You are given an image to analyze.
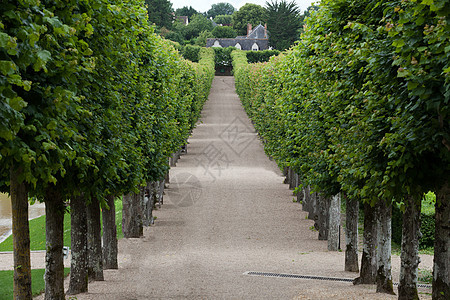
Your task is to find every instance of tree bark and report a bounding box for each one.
[354,202,377,285]
[67,195,88,295]
[122,191,143,238]
[328,193,341,251]
[317,194,330,240]
[44,188,65,300]
[102,195,118,269]
[344,194,359,272]
[433,182,449,300]
[398,196,421,300]
[10,166,32,300]
[87,197,104,281]
[308,191,317,220]
[376,200,395,294]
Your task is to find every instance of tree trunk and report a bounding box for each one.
[308,191,317,220]
[283,167,289,184]
[44,188,65,300]
[142,183,153,226]
[67,195,88,295]
[122,191,143,238]
[102,195,118,269]
[344,194,359,272]
[433,182,449,300]
[87,197,104,281]
[10,166,32,300]
[289,170,297,190]
[317,194,330,240]
[354,202,377,285]
[376,200,395,294]
[328,193,341,251]
[398,196,421,300]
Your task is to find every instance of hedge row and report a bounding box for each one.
[1,0,214,297]
[233,0,448,296]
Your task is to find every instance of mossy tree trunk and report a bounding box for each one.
[433,182,449,300]
[102,195,118,269]
[354,202,377,285]
[87,197,104,281]
[10,166,32,299]
[398,196,421,300]
[376,200,395,294]
[44,188,65,300]
[67,195,88,295]
[344,194,359,272]
[328,193,340,251]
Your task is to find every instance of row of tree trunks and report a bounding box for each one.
[10,166,32,300]
[87,197,104,281]
[317,194,330,240]
[344,194,359,272]
[433,182,449,300]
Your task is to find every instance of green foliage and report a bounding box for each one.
[246,50,281,63]
[232,0,449,226]
[181,45,202,62]
[232,3,267,36]
[207,3,236,18]
[214,47,236,68]
[214,15,233,25]
[0,268,70,298]
[182,14,214,41]
[175,6,198,20]
[212,26,237,38]
[145,0,174,29]
[265,0,302,50]
[195,30,214,47]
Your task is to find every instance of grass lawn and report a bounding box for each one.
[0,198,123,252]
[0,268,70,299]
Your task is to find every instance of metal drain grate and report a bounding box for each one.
[243,271,432,289]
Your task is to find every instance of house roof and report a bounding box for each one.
[247,24,267,39]
[206,38,269,51]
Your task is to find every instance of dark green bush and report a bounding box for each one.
[181,45,202,62]
[246,50,281,63]
[214,47,236,68]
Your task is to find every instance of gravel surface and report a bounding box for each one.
[30,77,433,299]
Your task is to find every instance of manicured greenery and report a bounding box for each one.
[0,268,70,299]
[245,50,281,64]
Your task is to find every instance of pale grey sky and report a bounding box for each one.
[171,0,318,14]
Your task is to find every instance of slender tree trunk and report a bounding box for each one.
[102,195,118,269]
[122,191,143,238]
[345,194,359,272]
[328,193,341,251]
[10,166,32,299]
[87,197,104,281]
[354,202,377,285]
[283,167,289,184]
[308,191,317,220]
[433,182,449,300]
[158,180,165,206]
[317,194,330,240]
[44,188,65,300]
[67,195,88,295]
[376,200,395,294]
[398,196,421,300]
[142,183,153,226]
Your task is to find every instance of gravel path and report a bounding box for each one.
[32,76,432,299]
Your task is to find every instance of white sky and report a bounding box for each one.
[171,1,318,14]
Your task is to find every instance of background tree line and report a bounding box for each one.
[146,0,317,50]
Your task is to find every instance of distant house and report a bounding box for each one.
[176,16,189,26]
[206,23,269,51]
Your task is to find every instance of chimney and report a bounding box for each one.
[264,23,267,38]
[247,23,252,36]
